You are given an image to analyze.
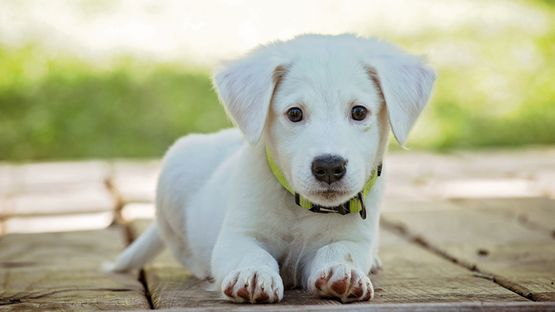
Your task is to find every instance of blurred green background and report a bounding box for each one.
[1,0,554,161]
[0,48,231,160]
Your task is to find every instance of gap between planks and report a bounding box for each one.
[380,199,555,302]
[127,219,532,310]
[0,225,151,310]
[121,220,155,310]
[380,217,534,300]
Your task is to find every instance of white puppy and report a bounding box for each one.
[113,34,435,303]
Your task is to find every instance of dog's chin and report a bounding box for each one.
[316,190,347,201]
[304,190,356,208]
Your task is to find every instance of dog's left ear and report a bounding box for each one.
[366,53,436,147]
[213,50,287,145]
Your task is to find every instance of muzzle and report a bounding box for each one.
[266,147,382,220]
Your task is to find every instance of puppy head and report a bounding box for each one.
[213,34,435,207]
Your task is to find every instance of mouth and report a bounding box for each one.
[312,189,349,201]
[298,182,358,207]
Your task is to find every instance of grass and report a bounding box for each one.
[1,1,554,161]
[390,2,555,151]
[0,46,231,160]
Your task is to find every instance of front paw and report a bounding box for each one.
[308,264,373,303]
[222,267,284,303]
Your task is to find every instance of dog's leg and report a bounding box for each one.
[370,229,382,273]
[306,241,373,303]
[212,236,284,303]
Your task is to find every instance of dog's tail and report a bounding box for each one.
[110,222,165,272]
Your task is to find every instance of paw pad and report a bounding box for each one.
[221,268,283,303]
[309,265,373,303]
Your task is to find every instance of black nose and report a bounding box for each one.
[311,155,347,184]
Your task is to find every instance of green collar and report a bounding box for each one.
[266,147,381,219]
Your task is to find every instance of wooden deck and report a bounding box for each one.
[1,147,555,311]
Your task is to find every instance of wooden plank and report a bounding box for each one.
[0,226,150,311]
[9,185,115,217]
[154,302,555,312]
[449,197,555,237]
[16,161,111,193]
[130,218,527,309]
[0,161,116,231]
[369,225,528,304]
[424,178,541,199]
[1,165,16,228]
[381,199,459,212]
[451,147,555,178]
[0,164,15,197]
[383,152,461,201]
[3,211,114,234]
[121,203,156,222]
[1,189,116,234]
[112,161,160,204]
[385,148,555,201]
[0,196,12,226]
[535,170,555,198]
[382,199,555,302]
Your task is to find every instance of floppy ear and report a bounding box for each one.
[366,55,436,147]
[212,50,287,145]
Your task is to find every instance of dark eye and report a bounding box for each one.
[287,107,303,122]
[351,106,368,121]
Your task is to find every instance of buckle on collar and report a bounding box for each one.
[357,192,367,220]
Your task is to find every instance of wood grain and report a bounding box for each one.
[3,211,114,234]
[0,226,150,311]
[9,185,115,217]
[449,197,555,237]
[0,161,116,234]
[152,301,555,312]
[382,199,555,302]
[15,161,111,193]
[130,217,527,310]
[369,225,528,304]
[112,161,160,204]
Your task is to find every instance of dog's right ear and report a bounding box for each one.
[213,50,287,145]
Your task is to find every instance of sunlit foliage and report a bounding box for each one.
[1,1,554,160]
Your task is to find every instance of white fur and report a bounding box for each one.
[112,34,435,303]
